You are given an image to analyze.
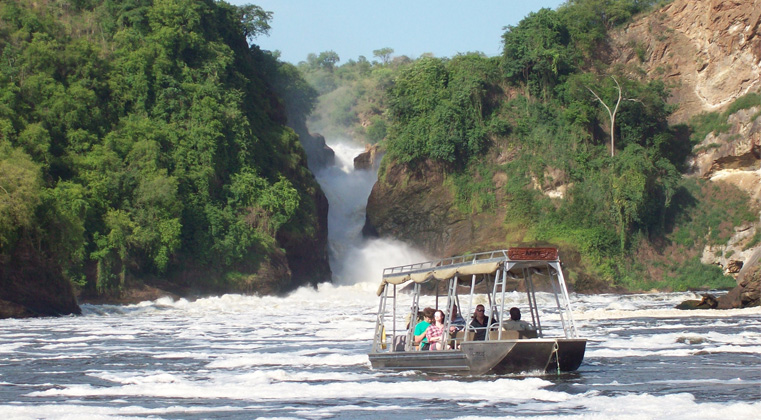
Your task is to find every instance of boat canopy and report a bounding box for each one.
[377,261,502,296]
[376,248,561,296]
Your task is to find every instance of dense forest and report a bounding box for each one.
[0,0,326,304]
[298,0,760,292]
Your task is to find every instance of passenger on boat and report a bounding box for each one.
[470,304,493,340]
[502,307,533,331]
[449,304,466,334]
[425,310,447,350]
[413,307,435,350]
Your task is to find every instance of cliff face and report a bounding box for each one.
[365,160,509,258]
[611,0,761,123]
[0,242,81,319]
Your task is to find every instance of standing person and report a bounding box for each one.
[470,304,492,341]
[414,307,435,350]
[502,307,533,331]
[425,310,447,350]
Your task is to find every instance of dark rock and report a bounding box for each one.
[299,131,335,170]
[0,242,81,319]
[364,159,506,257]
[719,249,761,308]
[726,259,743,273]
[676,294,719,310]
[354,145,381,170]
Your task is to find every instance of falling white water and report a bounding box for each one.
[312,139,427,286]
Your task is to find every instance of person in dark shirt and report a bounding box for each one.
[469,304,492,341]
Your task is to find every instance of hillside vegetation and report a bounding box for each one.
[0,0,326,305]
[305,0,757,292]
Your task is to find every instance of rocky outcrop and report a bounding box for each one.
[283,93,335,170]
[364,159,508,258]
[0,242,81,319]
[718,248,761,308]
[612,0,761,123]
[684,249,761,309]
[353,144,382,170]
[689,106,761,182]
[676,293,719,309]
[688,106,761,277]
[297,130,335,171]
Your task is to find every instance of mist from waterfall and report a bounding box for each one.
[312,139,427,286]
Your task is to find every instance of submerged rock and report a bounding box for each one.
[676,250,761,310]
[676,294,719,310]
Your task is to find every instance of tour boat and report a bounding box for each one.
[368,248,586,375]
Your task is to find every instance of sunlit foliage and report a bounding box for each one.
[0,0,320,295]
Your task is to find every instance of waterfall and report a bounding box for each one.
[312,139,427,286]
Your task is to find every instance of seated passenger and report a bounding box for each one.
[449,304,466,334]
[413,307,435,350]
[425,309,447,350]
[502,307,533,331]
[470,304,493,341]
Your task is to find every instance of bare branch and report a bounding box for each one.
[587,76,623,157]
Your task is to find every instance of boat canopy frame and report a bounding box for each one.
[372,248,580,354]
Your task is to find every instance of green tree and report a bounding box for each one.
[386,55,500,166]
[373,47,394,65]
[501,8,573,98]
[0,145,42,250]
[235,4,273,42]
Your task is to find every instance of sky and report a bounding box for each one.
[228,0,567,65]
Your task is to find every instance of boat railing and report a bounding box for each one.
[382,249,510,278]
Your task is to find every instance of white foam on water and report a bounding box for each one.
[14,383,761,420]
[574,305,761,321]
[0,403,245,420]
[449,395,761,420]
[205,352,369,369]
[27,376,567,403]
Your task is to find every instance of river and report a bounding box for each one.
[1,141,760,419]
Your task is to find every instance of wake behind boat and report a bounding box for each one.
[369,248,586,375]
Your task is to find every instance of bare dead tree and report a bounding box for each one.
[587,76,622,157]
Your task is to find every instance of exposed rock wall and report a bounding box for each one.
[354,144,382,170]
[364,160,508,257]
[689,106,761,273]
[612,0,761,123]
[612,0,761,295]
[718,247,761,308]
[0,242,81,319]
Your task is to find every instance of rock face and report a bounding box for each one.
[611,0,761,123]
[613,0,761,298]
[689,106,761,183]
[364,0,761,297]
[0,243,81,319]
[354,144,381,170]
[718,248,761,308]
[297,130,335,171]
[364,160,508,257]
[689,106,761,278]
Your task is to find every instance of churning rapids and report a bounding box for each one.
[2,141,760,420]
